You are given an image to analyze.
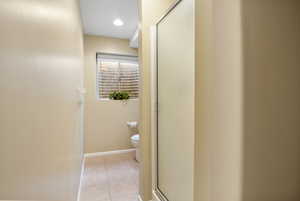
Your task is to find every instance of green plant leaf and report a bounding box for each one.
[108,91,130,100]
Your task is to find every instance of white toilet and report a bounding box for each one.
[127,121,140,162]
[131,134,140,162]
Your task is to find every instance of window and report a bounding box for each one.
[96,53,139,100]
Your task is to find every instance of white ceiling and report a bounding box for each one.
[80,0,139,39]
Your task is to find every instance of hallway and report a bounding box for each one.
[80,151,139,201]
[1,1,300,201]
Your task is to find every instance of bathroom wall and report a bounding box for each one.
[195,1,300,201]
[0,0,84,200]
[195,0,243,201]
[242,1,300,200]
[83,35,139,154]
[138,0,177,200]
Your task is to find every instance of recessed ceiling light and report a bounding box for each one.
[113,18,124,26]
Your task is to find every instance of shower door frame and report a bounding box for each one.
[150,1,183,200]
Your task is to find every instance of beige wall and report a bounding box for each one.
[242,1,300,200]
[195,0,300,201]
[83,35,139,154]
[0,0,84,200]
[195,0,243,201]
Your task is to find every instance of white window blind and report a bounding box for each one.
[96,53,139,100]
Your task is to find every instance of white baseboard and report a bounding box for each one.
[76,157,85,201]
[84,148,136,158]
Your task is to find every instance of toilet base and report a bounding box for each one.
[135,148,140,162]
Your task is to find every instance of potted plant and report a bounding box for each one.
[109,91,130,100]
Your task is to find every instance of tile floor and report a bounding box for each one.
[80,150,139,201]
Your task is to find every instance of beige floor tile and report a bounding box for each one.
[80,150,139,201]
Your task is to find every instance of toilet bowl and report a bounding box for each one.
[131,134,140,162]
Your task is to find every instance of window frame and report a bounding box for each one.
[96,53,139,101]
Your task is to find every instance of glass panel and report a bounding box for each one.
[157,0,194,201]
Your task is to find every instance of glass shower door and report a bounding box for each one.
[156,0,194,201]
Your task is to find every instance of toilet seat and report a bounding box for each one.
[131,134,139,149]
[131,134,139,142]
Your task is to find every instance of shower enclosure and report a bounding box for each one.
[152,0,195,201]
